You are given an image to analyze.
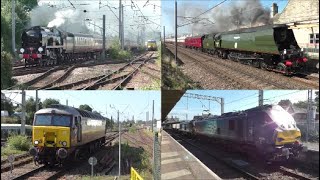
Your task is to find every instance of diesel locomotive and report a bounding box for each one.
[19,26,104,67]
[28,104,108,166]
[183,24,307,75]
[169,105,305,161]
[146,40,158,51]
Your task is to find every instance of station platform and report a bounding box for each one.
[160,130,221,180]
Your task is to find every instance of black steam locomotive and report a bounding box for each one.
[19,26,104,67]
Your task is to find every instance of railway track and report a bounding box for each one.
[3,133,119,180]
[45,52,154,90]
[166,44,318,89]
[1,153,32,173]
[168,130,316,180]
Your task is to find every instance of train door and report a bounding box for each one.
[237,117,244,141]
[76,116,82,142]
[246,114,254,142]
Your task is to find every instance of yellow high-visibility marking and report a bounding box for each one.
[130,167,143,180]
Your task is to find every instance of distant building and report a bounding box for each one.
[272,0,319,71]
[281,104,319,123]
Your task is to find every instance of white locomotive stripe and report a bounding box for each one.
[161,158,182,165]
[161,152,179,158]
[161,169,192,180]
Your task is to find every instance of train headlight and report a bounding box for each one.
[34,140,39,145]
[62,141,67,146]
[38,47,43,52]
[283,49,287,55]
[301,48,304,52]
[20,48,25,53]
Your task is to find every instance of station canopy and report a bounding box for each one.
[161,90,185,121]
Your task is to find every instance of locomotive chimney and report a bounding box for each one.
[271,3,278,18]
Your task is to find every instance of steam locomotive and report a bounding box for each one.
[29,104,108,166]
[167,105,306,161]
[19,26,104,67]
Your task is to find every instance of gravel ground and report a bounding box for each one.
[45,63,129,88]
[125,58,161,89]
[30,69,67,88]
[166,44,319,89]
[13,73,44,84]
[1,162,40,180]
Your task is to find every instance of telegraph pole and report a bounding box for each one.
[174,0,177,64]
[152,100,154,132]
[146,111,149,127]
[66,99,68,106]
[164,26,166,43]
[102,15,106,61]
[118,110,121,178]
[21,90,26,135]
[221,98,224,115]
[35,90,39,111]
[259,90,263,106]
[12,0,16,58]
[306,89,313,142]
[121,4,124,50]
[119,0,122,47]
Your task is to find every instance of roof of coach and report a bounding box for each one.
[216,24,287,36]
[47,104,106,120]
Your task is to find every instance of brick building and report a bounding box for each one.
[273,0,319,71]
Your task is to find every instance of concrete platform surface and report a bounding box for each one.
[161,130,221,180]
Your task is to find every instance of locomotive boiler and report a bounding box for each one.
[19,26,104,67]
[184,24,307,75]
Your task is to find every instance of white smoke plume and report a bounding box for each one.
[176,0,272,35]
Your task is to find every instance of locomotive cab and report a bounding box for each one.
[255,105,304,161]
[29,108,73,165]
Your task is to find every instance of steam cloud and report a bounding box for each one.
[178,0,272,35]
[29,5,91,34]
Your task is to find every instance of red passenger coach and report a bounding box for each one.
[185,36,203,49]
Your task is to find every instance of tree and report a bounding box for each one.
[1,0,38,53]
[79,104,93,112]
[1,99,14,115]
[25,97,37,125]
[42,98,60,108]
[278,99,292,108]
[1,40,14,89]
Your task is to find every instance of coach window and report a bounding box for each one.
[229,120,235,130]
[310,33,319,44]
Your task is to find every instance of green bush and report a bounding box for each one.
[7,135,32,151]
[1,116,20,124]
[1,49,14,89]
[109,38,132,60]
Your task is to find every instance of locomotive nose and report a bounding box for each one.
[57,148,68,159]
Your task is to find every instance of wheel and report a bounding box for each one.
[277,62,289,75]
[260,60,268,70]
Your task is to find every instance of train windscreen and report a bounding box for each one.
[34,114,71,127]
[266,105,296,129]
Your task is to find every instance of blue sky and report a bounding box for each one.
[169,90,318,120]
[161,0,289,36]
[1,90,161,121]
